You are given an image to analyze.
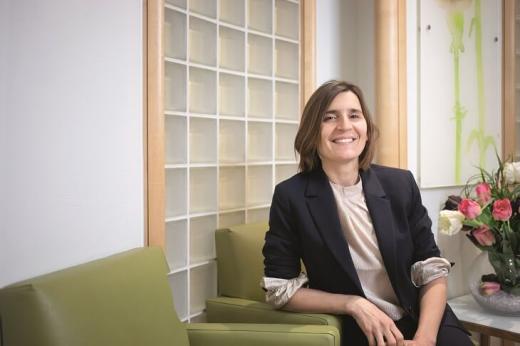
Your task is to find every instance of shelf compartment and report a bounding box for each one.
[219,27,245,71]
[248,0,272,33]
[190,215,217,264]
[190,117,217,164]
[219,166,246,210]
[247,165,273,206]
[190,262,217,314]
[189,0,216,19]
[275,163,297,184]
[189,17,216,66]
[219,119,245,163]
[165,219,188,270]
[189,167,217,214]
[166,115,187,164]
[275,123,298,161]
[248,78,273,118]
[248,121,273,162]
[166,168,187,218]
[219,73,245,116]
[166,0,186,8]
[275,40,298,80]
[165,62,187,112]
[275,81,299,120]
[275,0,299,39]
[248,34,273,76]
[219,210,246,228]
[220,0,245,26]
[165,8,187,60]
[168,270,188,320]
[248,207,270,223]
[189,67,216,114]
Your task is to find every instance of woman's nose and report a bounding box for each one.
[337,114,352,130]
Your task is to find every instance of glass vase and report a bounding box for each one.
[468,251,520,315]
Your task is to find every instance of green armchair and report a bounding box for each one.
[0,247,339,346]
[208,222,343,335]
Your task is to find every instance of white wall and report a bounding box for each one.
[0,0,144,287]
[316,0,375,113]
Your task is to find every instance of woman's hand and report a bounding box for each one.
[348,296,404,346]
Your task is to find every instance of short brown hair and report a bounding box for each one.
[294,80,379,173]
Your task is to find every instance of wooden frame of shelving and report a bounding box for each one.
[147,0,165,248]
[375,0,407,169]
[503,0,516,160]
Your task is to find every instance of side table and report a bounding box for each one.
[448,294,520,346]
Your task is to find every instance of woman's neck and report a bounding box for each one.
[321,161,360,187]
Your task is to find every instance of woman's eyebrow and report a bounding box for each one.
[324,107,362,114]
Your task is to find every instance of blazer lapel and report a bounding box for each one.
[305,169,364,294]
[360,168,399,286]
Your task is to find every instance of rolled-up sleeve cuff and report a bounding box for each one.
[260,272,308,308]
[411,257,451,287]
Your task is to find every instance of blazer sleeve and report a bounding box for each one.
[407,171,441,263]
[262,184,302,279]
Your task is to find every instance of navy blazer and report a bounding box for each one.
[263,164,463,327]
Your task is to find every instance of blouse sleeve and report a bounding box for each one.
[410,257,451,287]
[260,272,308,308]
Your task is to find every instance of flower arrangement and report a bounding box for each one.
[438,157,520,296]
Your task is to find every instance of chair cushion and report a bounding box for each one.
[0,247,189,346]
[216,222,269,302]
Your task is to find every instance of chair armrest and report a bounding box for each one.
[186,323,340,346]
[206,297,342,336]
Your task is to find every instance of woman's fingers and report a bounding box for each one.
[382,330,396,346]
[391,324,405,343]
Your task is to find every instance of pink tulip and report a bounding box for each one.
[458,198,481,219]
[475,183,491,204]
[471,226,495,246]
[480,281,501,296]
[492,199,512,221]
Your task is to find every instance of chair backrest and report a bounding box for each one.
[216,222,271,302]
[0,247,189,346]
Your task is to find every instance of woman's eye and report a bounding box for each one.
[323,114,336,122]
[349,112,361,119]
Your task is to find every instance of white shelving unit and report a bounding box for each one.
[163,0,300,322]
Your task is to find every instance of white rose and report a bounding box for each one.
[438,210,465,236]
[503,162,520,184]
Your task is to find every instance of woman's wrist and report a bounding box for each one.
[341,294,364,316]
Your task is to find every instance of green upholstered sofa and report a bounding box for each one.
[208,222,343,336]
[0,247,340,346]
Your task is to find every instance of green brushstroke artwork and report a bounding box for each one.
[437,0,495,184]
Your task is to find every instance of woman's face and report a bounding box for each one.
[318,91,368,169]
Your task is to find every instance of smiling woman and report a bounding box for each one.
[262,80,473,346]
